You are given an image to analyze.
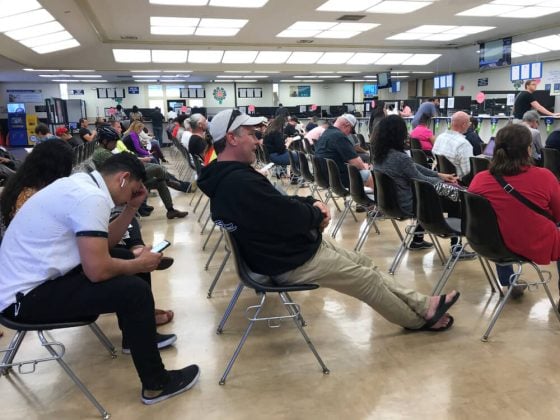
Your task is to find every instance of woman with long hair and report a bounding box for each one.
[469,124,560,297]
[123,120,156,162]
[1,140,74,228]
[372,115,469,256]
[263,117,299,178]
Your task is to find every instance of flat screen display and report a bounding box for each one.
[7,103,25,113]
[479,37,512,69]
[377,72,392,89]
[363,84,378,98]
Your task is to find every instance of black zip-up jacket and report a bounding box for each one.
[197,160,324,276]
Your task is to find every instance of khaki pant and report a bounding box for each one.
[274,240,429,329]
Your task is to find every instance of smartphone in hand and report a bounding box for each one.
[151,240,171,253]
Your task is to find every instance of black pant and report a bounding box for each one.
[2,265,166,389]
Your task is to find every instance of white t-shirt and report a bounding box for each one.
[167,110,177,121]
[181,130,192,149]
[0,171,114,311]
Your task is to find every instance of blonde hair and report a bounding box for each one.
[123,120,144,137]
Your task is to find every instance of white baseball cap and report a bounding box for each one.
[339,113,357,127]
[209,109,266,143]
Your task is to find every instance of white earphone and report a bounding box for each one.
[120,178,126,188]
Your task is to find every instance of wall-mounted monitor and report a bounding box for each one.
[390,81,401,93]
[479,37,512,70]
[363,84,378,98]
[377,72,392,89]
[434,74,454,89]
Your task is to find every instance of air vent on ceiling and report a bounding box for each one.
[297,39,314,44]
[120,35,138,40]
[337,14,365,21]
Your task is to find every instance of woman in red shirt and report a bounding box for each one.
[469,124,560,295]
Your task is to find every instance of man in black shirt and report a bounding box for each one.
[78,118,96,143]
[513,79,560,120]
[151,107,165,146]
[314,114,373,189]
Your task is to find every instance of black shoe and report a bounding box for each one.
[141,365,200,405]
[166,208,188,219]
[450,245,477,260]
[138,208,153,217]
[161,158,169,163]
[142,204,155,212]
[122,332,177,355]
[408,240,433,250]
[510,280,528,299]
[156,256,174,270]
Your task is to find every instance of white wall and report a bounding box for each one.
[277,83,354,106]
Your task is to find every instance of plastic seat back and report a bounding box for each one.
[348,164,374,207]
[413,180,458,236]
[411,149,430,169]
[435,154,456,174]
[312,156,330,189]
[373,170,412,219]
[410,137,422,150]
[543,148,560,180]
[326,158,348,197]
[470,156,490,176]
[298,151,314,183]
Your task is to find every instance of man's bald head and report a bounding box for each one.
[450,111,470,134]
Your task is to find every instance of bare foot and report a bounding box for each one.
[425,290,459,320]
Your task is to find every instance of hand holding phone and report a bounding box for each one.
[262,162,275,171]
[151,240,171,253]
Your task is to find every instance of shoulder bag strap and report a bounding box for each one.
[493,174,556,223]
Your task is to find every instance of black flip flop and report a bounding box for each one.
[414,314,454,332]
[423,292,460,329]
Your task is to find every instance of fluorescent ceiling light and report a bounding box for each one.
[195,27,240,36]
[152,50,188,63]
[402,54,441,65]
[222,50,259,63]
[391,75,409,78]
[23,68,59,71]
[491,0,541,5]
[4,21,63,40]
[251,75,268,78]
[367,1,432,14]
[364,75,377,78]
[445,26,495,35]
[131,70,162,72]
[134,75,162,78]
[408,25,456,34]
[277,29,321,38]
[63,69,95,72]
[151,26,196,35]
[322,75,342,78]
[527,34,560,51]
[500,6,560,17]
[375,53,412,64]
[20,31,72,48]
[188,50,224,63]
[345,79,367,82]
[511,51,523,58]
[71,75,102,78]
[39,74,67,77]
[235,80,257,82]
[457,4,520,16]
[334,23,379,31]
[290,21,337,31]
[346,53,384,64]
[0,8,54,32]
[0,0,41,19]
[316,52,354,64]
[224,70,251,73]
[422,33,464,41]
[280,80,301,82]
[294,75,317,78]
[209,0,269,7]
[216,75,239,78]
[255,71,279,73]
[163,70,192,72]
[316,0,381,12]
[134,79,159,82]
[161,74,191,77]
[32,39,79,54]
[512,41,550,56]
[315,31,361,39]
[150,17,200,26]
[198,18,248,28]
[149,0,207,5]
[80,80,108,83]
[386,33,422,40]
[286,52,324,64]
[314,71,335,73]
[113,49,152,63]
[51,79,75,82]
[255,51,292,64]
[338,71,361,73]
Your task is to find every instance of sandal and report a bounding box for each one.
[155,309,174,326]
[423,292,460,329]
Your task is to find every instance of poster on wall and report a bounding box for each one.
[128,86,139,94]
[70,89,84,95]
[7,89,43,103]
[289,85,311,97]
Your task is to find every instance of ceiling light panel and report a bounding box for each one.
[316,52,355,64]
[209,0,268,6]
[316,0,382,12]
[421,33,464,41]
[149,0,207,5]
[188,50,224,63]
[277,21,379,39]
[366,1,433,14]
[150,17,200,26]
[222,50,259,63]
[512,41,550,55]
[20,30,73,48]
[286,52,324,64]
[0,8,54,31]
[195,27,240,36]
[255,51,292,63]
[402,53,441,65]
[198,18,248,28]
[388,25,493,41]
[113,49,152,63]
[32,39,79,54]
[151,26,196,35]
[527,34,560,51]
[408,25,456,33]
[152,50,188,63]
[499,6,560,18]
[0,0,41,18]
[456,4,522,16]
[375,53,412,64]
[5,21,64,40]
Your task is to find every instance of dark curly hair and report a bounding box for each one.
[372,115,409,164]
[1,140,73,225]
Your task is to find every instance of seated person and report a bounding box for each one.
[409,113,435,152]
[432,111,474,183]
[519,110,543,165]
[0,147,21,182]
[198,109,460,333]
[315,114,373,189]
[0,153,199,404]
[55,126,83,148]
[78,118,96,143]
[469,124,560,298]
[545,126,560,150]
[305,120,328,145]
[372,115,474,258]
[464,117,484,156]
[123,121,157,164]
[263,116,299,177]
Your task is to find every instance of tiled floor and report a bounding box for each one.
[2,150,560,420]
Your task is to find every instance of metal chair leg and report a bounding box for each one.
[197,199,210,223]
[205,230,224,271]
[88,323,117,358]
[388,222,417,275]
[38,331,111,419]
[202,222,217,251]
[219,293,266,385]
[217,282,244,333]
[0,330,26,376]
[208,249,231,298]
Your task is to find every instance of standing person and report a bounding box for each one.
[513,79,560,120]
[411,98,440,128]
[197,109,460,332]
[78,118,97,143]
[130,105,143,122]
[0,153,199,404]
[368,101,386,137]
[113,104,126,122]
[151,107,165,147]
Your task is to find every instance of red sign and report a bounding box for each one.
[248,104,256,113]
[475,92,485,104]
[310,104,318,111]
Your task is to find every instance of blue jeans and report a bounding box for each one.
[496,261,560,287]
[153,126,163,146]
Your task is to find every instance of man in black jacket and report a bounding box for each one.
[197,109,459,332]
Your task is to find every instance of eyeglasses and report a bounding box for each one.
[226,109,242,133]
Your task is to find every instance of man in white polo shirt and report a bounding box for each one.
[0,153,199,405]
